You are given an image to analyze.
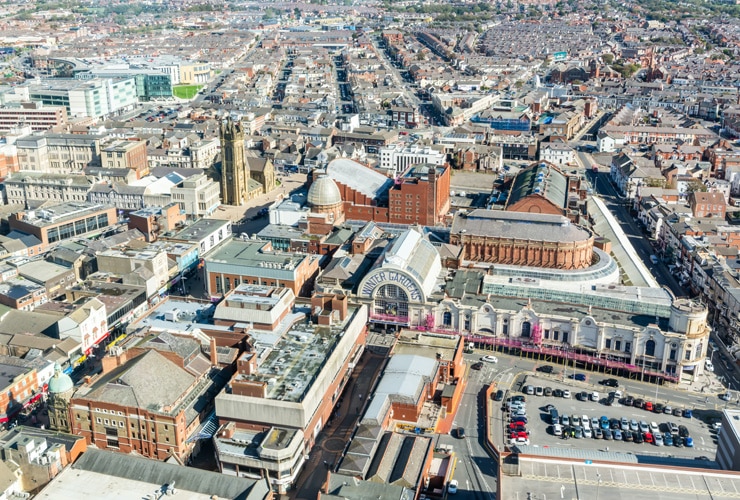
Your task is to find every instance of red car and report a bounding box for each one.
[644,432,654,444]
[509,422,526,430]
[644,401,654,412]
[510,431,529,440]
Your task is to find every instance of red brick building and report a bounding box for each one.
[321,159,450,227]
[690,191,726,218]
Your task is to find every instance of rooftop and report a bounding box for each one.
[15,202,114,228]
[451,209,592,243]
[36,448,271,500]
[205,240,315,279]
[233,306,359,403]
[170,218,231,243]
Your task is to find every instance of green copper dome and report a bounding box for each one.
[47,363,74,394]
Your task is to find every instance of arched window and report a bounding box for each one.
[443,311,452,327]
[695,342,703,359]
[521,321,531,337]
[645,339,656,357]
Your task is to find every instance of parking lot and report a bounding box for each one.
[502,374,719,460]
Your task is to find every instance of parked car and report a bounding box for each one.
[553,424,563,436]
[669,422,679,434]
[590,391,600,401]
[553,389,563,398]
[577,391,589,401]
[494,390,504,401]
[600,416,609,430]
[623,430,634,442]
[634,432,644,444]
[471,362,483,370]
[644,401,654,412]
[525,385,535,395]
[679,425,690,438]
[683,409,693,418]
[620,417,630,431]
[594,427,603,439]
[562,390,571,399]
[644,432,654,444]
[457,427,466,439]
[639,421,650,433]
[653,403,664,414]
[601,378,619,387]
[672,407,683,417]
[573,373,586,381]
[603,428,613,440]
[544,387,553,397]
[482,355,498,363]
[654,433,664,446]
[650,421,659,432]
[663,405,672,415]
[561,415,571,426]
[583,427,593,438]
[720,393,732,401]
[535,386,544,396]
[537,365,555,373]
[582,415,591,429]
[613,428,622,440]
[663,433,673,446]
[512,417,528,425]
[611,418,621,430]
[624,395,635,406]
[633,398,644,408]
[605,394,615,406]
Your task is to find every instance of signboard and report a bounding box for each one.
[360,270,422,301]
[552,51,568,62]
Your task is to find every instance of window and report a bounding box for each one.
[624,341,631,353]
[605,338,611,349]
[615,340,622,351]
[645,339,655,357]
[96,417,102,424]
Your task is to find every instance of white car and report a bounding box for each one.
[553,423,563,436]
[591,417,600,429]
[510,436,530,446]
[590,391,599,401]
[583,427,593,438]
[614,390,623,399]
[562,389,571,399]
[650,421,659,432]
[448,479,458,495]
[639,421,649,433]
[654,433,664,446]
[481,355,498,363]
[705,360,715,372]
[582,415,590,429]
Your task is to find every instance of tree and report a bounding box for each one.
[601,53,614,64]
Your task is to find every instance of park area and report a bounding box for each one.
[172,84,203,99]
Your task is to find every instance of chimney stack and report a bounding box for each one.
[210,336,218,367]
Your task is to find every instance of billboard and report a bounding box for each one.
[552,51,567,62]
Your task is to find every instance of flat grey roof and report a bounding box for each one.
[451,209,592,243]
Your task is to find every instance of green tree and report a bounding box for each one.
[601,53,614,64]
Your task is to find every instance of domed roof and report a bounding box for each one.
[307,175,342,207]
[48,363,73,395]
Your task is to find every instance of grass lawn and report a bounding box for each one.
[173,84,203,99]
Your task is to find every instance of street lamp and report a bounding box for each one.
[596,472,603,500]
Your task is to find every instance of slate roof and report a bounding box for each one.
[48,448,271,500]
[506,162,568,210]
[81,349,195,414]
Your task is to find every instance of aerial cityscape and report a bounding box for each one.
[2,0,740,498]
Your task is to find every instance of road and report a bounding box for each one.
[436,355,498,500]
[581,151,685,297]
[368,35,421,110]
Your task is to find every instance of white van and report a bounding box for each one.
[705,360,715,372]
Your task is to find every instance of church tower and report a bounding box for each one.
[220,117,248,205]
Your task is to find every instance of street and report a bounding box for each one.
[436,355,499,500]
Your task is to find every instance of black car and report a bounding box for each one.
[603,429,613,440]
[623,430,634,442]
[610,418,620,430]
[471,362,483,371]
[537,365,554,373]
[679,425,690,438]
[634,432,644,444]
[601,378,619,387]
[511,395,526,403]
[605,394,615,406]
[633,398,644,408]
[553,389,563,398]
[494,390,504,401]
[544,404,556,412]
[457,427,466,439]
[624,395,635,406]
[653,403,664,414]
[577,391,589,401]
